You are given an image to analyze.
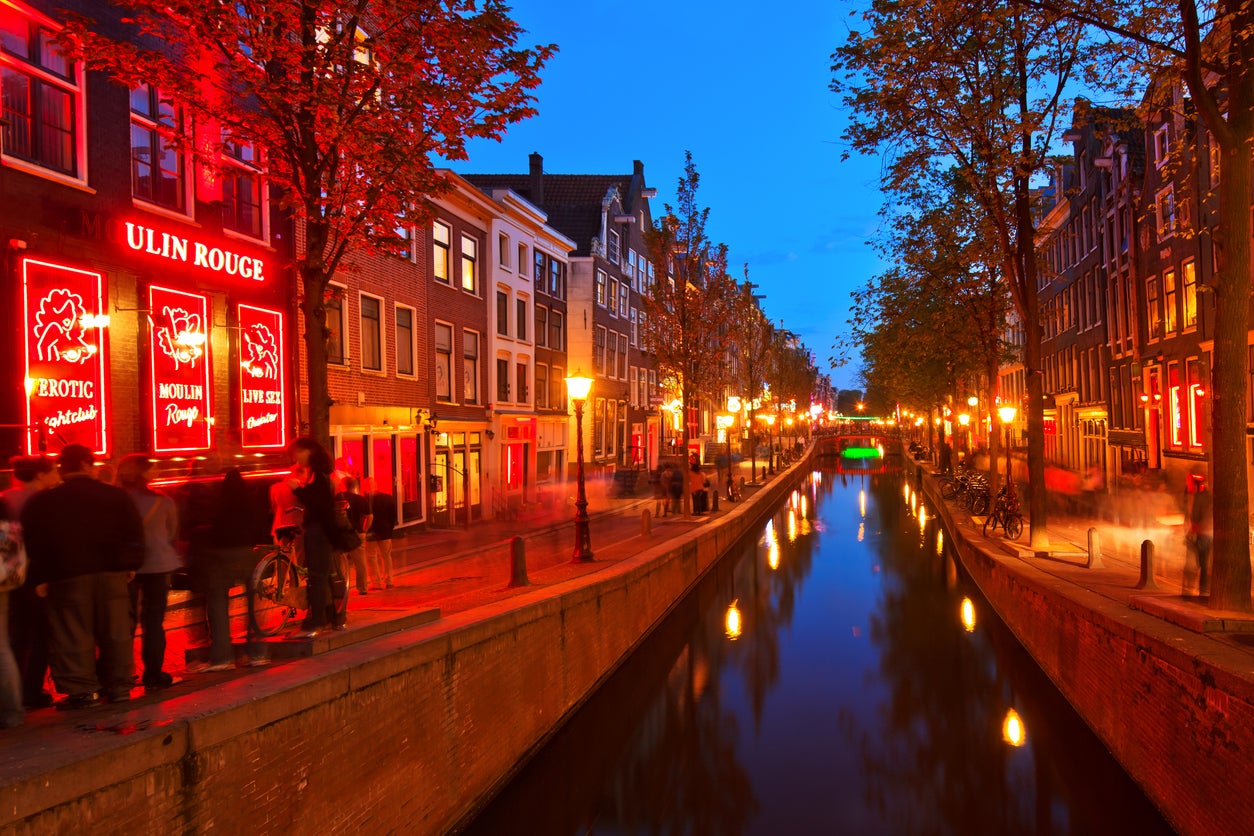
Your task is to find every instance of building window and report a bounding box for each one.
[496,290,509,335]
[435,322,452,401]
[1188,358,1206,448]
[498,233,510,267]
[326,289,346,365]
[129,83,185,211]
[1182,260,1198,329]
[594,326,606,376]
[596,270,607,307]
[1,7,80,177]
[550,310,564,351]
[461,235,478,293]
[609,278,619,316]
[549,256,563,298]
[630,367,638,407]
[1153,125,1169,168]
[618,282,629,319]
[1146,275,1161,340]
[221,134,264,238]
[630,309,638,346]
[360,293,382,371]
[463,329,479,402]
[496,357,510,402]
[396,305,415,376]
[535,363,548,408]
[517,243,528,274]
[618,334,628,379]
[535,305,548,347]
[608,230,620,264]
[1168,361,1182,447]
[1163,268,1178,334]
[516,362,528,404]
[1155,187,1176,241]
[594,397,605,456]
[517,298,527,342]
[433,221,451,283]
[552,365,565,411]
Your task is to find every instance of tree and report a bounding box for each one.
[1020,0,1254,611]
[731,270,774,481]
[63,0,554,449]
[833,0,1087,549]
[642,153,738,510]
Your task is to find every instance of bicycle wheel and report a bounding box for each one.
[250,554,298,637]
[1005,514,1024,540]
[970,490,990,516]
[983,511,998,537]
[941,481,958,500]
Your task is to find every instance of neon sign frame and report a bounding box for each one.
[22,258,109,456]
[238,303,287,449]
[149,285,213,453]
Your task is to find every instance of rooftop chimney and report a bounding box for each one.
[529,152,544,208]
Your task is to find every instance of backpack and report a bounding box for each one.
[332,495,362,553]
[0,521,28,592]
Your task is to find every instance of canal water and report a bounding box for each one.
[464,465,1174,835]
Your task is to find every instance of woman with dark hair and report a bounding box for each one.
[287,438,341,636]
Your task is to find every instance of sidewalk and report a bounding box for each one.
[5,460,774,731]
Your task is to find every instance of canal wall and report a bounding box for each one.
[921,470,1254,836]
[0,461,810,835]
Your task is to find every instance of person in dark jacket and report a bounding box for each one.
[362,477,397,589]
[21,445,144,709]
[288,438,341,636]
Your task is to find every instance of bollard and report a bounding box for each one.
[1135,539,1159,590]
[641,509,652,536]
[1086,527,1104,570]
[508,536,529,587]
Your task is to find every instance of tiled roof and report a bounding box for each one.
[463,172,635,257]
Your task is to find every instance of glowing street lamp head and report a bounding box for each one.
[565,371,593,403]
[967,395,979,407]
[958,413,970,427]
[998,405,1018,424]
[727,395,742,412]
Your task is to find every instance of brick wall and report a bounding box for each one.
[0,459,808,834]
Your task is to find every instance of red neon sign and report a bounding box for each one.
[238,304,287,449]
[22,259,109,455]
[149,286,212,452]
[123,220,266,282]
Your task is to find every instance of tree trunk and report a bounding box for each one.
[299,263,332,452]
[1209,133,1253,611]
[987,359,1002,498]
[1021,210,1049,551]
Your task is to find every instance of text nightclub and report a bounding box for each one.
[22,259,109,455]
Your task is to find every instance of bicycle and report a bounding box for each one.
[248,526,349,636]
[983,483,1024,539]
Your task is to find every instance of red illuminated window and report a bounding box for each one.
[149,286,211,453]
[221,133,264,238]
[1,5,81,177]
[1167,363,1182,447]
[1188,358,1206,449]
[130,83,185,212]
[239,304,286,449]
[22,258,108,455]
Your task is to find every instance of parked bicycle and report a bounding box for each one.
[940,466,990,516]
[248,525,348,636]
[983,483,1024,539]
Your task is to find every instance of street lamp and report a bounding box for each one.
[958,412,970,460]
[764,414,777,474]
[998,405,1017,489]
[566,372,594,562]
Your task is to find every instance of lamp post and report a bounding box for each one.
[998,405,1017,490]
[566,372,594,562]
[958,413,970,462]
[765,414,776,474]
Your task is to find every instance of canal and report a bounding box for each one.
[464,465,1174,834]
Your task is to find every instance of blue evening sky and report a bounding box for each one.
[445,0,885,393]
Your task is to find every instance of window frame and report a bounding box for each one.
[433,221,452,283]
[535,362,549,409]
[535,304,548,348]
[434,321,453,401]
[495,288,509,336]
[129,83,188,214]
[395,303,416,377]
[326,284,348,366]
[517,296,528,342]
[220,132,266,240]
[359,291,384,373]
[462,328,480,403]
[460,234,478,295]
[1155,186,1176,241]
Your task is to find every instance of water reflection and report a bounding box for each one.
[463,468,1170,835]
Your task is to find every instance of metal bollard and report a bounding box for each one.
[642,509,652,536]
[508,536,529,587]
[1135,539,1159,590]
[1086,527,1104,569]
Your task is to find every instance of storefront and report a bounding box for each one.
[331,418,427,527]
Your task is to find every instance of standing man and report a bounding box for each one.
[21,445,144,709]
[2,456,59,708]
[362,478,397,589]
[336,478,373,594]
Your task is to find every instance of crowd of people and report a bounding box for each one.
[0,437,399,726]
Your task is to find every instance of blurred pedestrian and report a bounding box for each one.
[1187,474,1213,596]
[0,510,28,727]
[689,465,707,515]
[2,456,59,709]
[288,438,340,636]
[201,468,262,670]
[116,454,181,690]
[21,445,144,709]
[652,468,668,517]
[362,478,396,589]
[336,478,373,594]
[667,464,683,515]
